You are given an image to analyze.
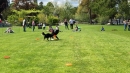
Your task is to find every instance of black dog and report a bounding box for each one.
[42,32,53,41]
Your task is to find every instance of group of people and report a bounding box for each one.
[22,19,46,32]
[22,18,59,40]
[64,18,81,31]
[123,20,130,31]
[64,18,75,30]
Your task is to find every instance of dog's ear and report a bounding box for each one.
[42,32,45,35]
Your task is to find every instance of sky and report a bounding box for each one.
[38,0,79,7]
[10,0,79,7]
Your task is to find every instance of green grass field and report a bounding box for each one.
[0,25,130,73]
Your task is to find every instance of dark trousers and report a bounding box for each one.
[32,26,35,31]
[70,24,73,29]
[23,26,26,32]
[128,25,130,31]
[65,24,69,30]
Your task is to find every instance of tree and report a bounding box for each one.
[37,12,46,23]
[90,0,117,24]
[46,2,55,15]
[37,2,43,10]
[77,0,89,14]
[12,0,38,10]
[42,2,55,17]
[58,1,75,21]
[117,0,130,19]
[76,0,92,23]
[0,0,9,13]
[1,7,12,20]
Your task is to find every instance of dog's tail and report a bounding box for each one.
[42,32,45,35]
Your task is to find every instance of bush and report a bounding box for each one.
[46,16,59,25]
[7,15,20,26]
[98,16,109,25]
[37,13,46,23]
[75,13,90,22]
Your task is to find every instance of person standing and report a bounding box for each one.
[0,18,2,27]
[64,19,69,30]
[42,23,46,30]
[128,20,130,31]
[22,18,26,32]
[69,19,74,29]
[32,20,35,31]
[123,20,127,31]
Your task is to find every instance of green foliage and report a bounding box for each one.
[34,17,39,24]
[58,2,74,21]
[77,0,89,14]
[37,2,44,10]
[98,16,109,25]
[12,9,41,18]
[45,2,55,15]
[7,9,41,26]
[90,0,117,17]
[7,15,20,26]
[46,2,54,7]
[75,13,89,22]
[46,15,59,25]
[115,13,122,19]
[43,6,50,16]
[118,1,130,19]
[12,10,27,18]
[37,13,46,23]
[1,7,12,20]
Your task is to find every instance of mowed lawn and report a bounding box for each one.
[0,25,130,73]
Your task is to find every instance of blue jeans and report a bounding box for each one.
[124,24,127,31]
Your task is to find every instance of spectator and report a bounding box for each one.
[42,23,46,30]
[5,27,14,33]
[123,20,127,31]
[69,19,74,29]
[128,20,130,31]
[73,19,76,25]
[64,19,69,30]
[32,20,35,31]
[0,18,2,27]
[22,18,26,32]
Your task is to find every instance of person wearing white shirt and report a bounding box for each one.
[69,19,74,29]
[22,19,26,32]
[42,23,46,30]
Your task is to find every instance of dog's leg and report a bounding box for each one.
[56,36,59,40]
